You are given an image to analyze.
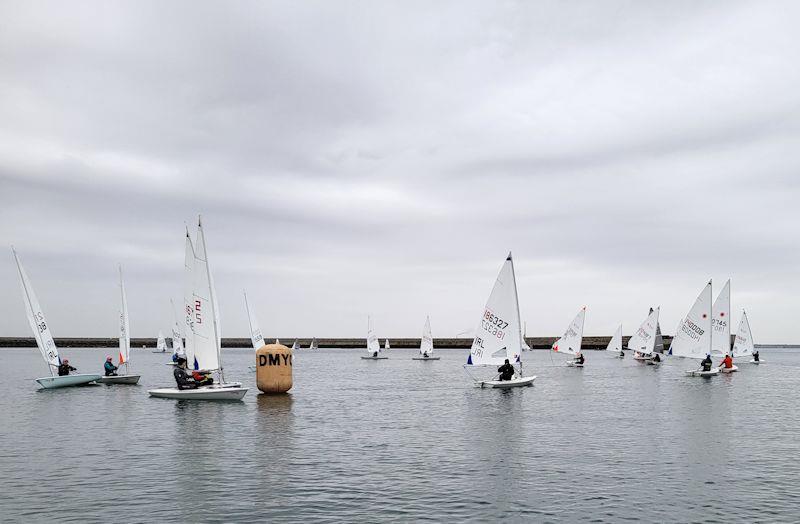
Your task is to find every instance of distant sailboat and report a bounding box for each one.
[308,338,319,351]
[412,316,439,360]
[12,248,100,389]
[552,307,586,367]
[291,339,299,350]
[244,289,265,371]
[165,299,184,366]
[606,324,623,358]
[628,307,661,365]
[148,217,248,400]
[521,321,531,351]
[153,330,167,353]
[671,281,719,377]
[464,253,536,388]
[732,310,760,363]
[384,339,391,351]
[362,316,387,359]
[98,266,141,384]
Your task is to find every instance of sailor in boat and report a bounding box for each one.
[619,349,625,358]
[497,359,515,381]
[575,353,585,366]
[103,356,119,376]
[58,359,77,376]
[652,353,661,363]
[173,356,199,390]
[718,353,734,370]
[191,369,214,387]
[372,351,379,358]
[752,350,760,362]
[700,354,713,372]
[422,351,429,359]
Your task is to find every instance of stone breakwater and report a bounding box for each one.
[0,336,676,350]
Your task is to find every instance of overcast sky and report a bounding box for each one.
[1,1,799,342]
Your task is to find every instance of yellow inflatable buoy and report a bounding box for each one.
[255,343,293,393]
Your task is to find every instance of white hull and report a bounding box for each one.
[749,359,764,364]
[165,362,178,366]
[566,360,584,367]
[479,375,536,389]
[412,356,441,361]
[151,350,167,353]
[361,356,389,360]
[720,365,739,373]
[148,385,248,400]
[97,374,141,385]
[685,367,721,377]
[633,354,654,362]
[36,374,101,389]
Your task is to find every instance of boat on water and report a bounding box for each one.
[98,266,140,385]
[308,337,319,351]
[732,310,761,364]
[606,324,623,358]
[628,307,661,366]
[384,338,391,351]
[412,316,439,360]
[164,299,183,366]
[244,289,265,372]
[291,339,299,350]
[464,253,536,388]
[148,218,248,401]
[521,321,531,352]
[552,307,586,367]
[362,317,387,359]
[12,248,100,389]
[710,279,738,372]
[152,330,168,353]
[672,281,720,377]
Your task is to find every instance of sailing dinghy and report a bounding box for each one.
[244,289,265,371]
[98,266,141,385]
[627,307,660,366]
[12,248,100,389]
[384,339,391,351]
[672,281,719,377]
[308,338,319,351]
[152,330,168,353]
[731,310,760,364]
[148,218,248,400]
[165,299,183,366]
[464,253,536,388]
[606,324,623,358]
[362,317,387,359]
[521,321,531,352]
[711,279,737,372]
[412,316,439,360]
[291,339,299,350]
[552,307,586,367]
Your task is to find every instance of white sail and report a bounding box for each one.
[309,338,318,350]
[156,330,167,351]
[118,266,131,365]
[552,307,586,356]
[670,281,713,360]
[182,230,196,368]
[468,253,523,366]
[366,317,380,354]
[243,290,265,351]
[384,339,391,350]
[732,310,755,357]
[711,279,731,356]
[626,307,660,355]
[291,339,299,350]
[170,299,183,356]
[521,321,531,351]
[420,316,434,355]
[606,324,622,352]
[12,248,59,373]
[191,217,221,371]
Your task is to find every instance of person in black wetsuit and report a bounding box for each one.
[58,359,76,376]
[575,353,585,365]
[619,349,625,358]
[700,354,713,371]
[652,353,661,363]
[497,359,515,381]
[752,350,760,362]
[104,356,118,376]
[372,351,379,358]
[173,356,198,390]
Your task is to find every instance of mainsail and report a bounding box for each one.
[366,317,380,354]
[243,290,265,351]
[170,299,183,356]
[309,338,318,350]
[552,307,586,356]
[606,324,623,352]
[12,248,60,374]
[670,281,713,359]
[467,253,523,367]
[384,339,391,351]
[118,266,131,366]
[627,307,660,355]
[732,310,755,357]
[183,230,196,367]
[420,316,434,355]
[191,217,221,371]
[711,279,731,356]
[156,331,167,352]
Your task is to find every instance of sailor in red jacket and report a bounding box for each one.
[719,354,734,369]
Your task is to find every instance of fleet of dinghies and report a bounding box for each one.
[11,235,765,398]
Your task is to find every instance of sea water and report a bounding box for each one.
[1,347,799,523]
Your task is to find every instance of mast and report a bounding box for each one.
[198,215,224,383]
[708,279,713,358]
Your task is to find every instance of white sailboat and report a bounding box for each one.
[165,299,184,366]
[552,307,586,367]
[732,310,760,363]
[98,266,141,384]
[464,253,536,388]
[153,331,167,353]
[291,339,299,350]
[521,321,531,352]
[384,339,391,351]
[606,324,624,358]
[244,289,264,371]
[149,217,248,400]
[711,279,737,372]
[12,248,100,389]
[182,229,196,368]
[628,307,661,365]
[308,337,319,350]
[412,316,439,360]
[671,281,719,377]
[362,316,387,359]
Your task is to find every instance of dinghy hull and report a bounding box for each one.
[480,375,536,388]
[633,354,654,362]
[720,365,738,373]
[566,361,584,367]
[749,359,763,364]
[97,375,141,385]
[36,374,101,389]
[411,357,441,361]
[148,385,248,400]
[361,356,389,360]
[685,368,720,377]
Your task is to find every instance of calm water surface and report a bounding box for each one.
[1,347,799,523]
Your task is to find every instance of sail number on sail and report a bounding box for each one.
[681,318,705,341]
[482,309,508,338]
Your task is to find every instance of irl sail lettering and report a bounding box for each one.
[258,354,293,366]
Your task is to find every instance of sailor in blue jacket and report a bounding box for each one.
[104,356,118,376]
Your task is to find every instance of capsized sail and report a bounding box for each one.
[191,217,221,371]
[552,307,586,356]
[12,248,60,373]
[711,279,731,356]
[606,324,622,352]
[670,281,713,359]
[732,310,755,357]
[467,253,523,367]
[243,290,265,351]
[627,307,660,355]
[420,316,434,355]
[118,266,131,365]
